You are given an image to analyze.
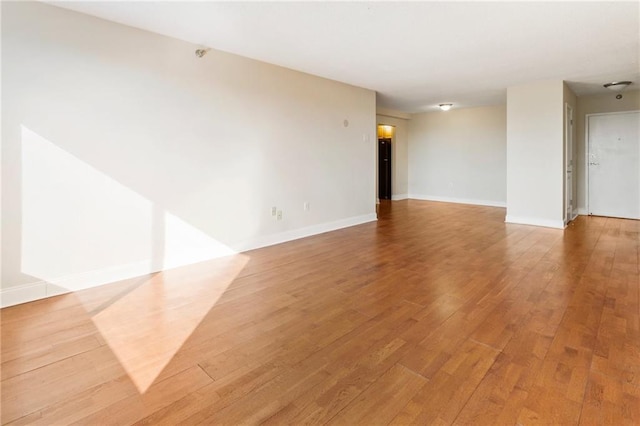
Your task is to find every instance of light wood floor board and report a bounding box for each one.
[1,200,639,425]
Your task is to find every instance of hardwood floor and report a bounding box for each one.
[2,200,639,425]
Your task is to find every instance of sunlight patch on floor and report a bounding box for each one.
[90,254,248,393]
[20,125,250,392]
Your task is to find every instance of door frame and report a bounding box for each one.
[376,124,395,202]
[565,103,574,224]
[585,110,640,216]
[378,137,392,200]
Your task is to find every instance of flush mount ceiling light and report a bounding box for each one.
[604,81,632,91]
[439,104,453,111]
[604,81,632,99]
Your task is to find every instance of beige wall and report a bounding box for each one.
[506,80,565,228]
[408,105,506,206]
[2,2,376,305]
[575,91,640,213]
[376,114,409,199]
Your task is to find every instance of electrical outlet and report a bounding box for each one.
[304,202,310,211]
[277,210,283,220]
[271,206,277,216]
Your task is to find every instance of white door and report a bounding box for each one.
[588,111,640,219]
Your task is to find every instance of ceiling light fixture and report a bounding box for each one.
[604,81,632,99]
[439,104,453,111]
[604,81,632,91]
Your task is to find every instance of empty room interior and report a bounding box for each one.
[2,1,640,425]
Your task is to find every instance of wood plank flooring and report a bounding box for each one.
[2,200,639,425]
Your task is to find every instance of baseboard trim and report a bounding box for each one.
[391,194,408,201]
[1,213,378,308]
[1,259,181,309]
[505,215,566,229]
[0,282,48,308]
[577,208,588,216]
[408,194,506,208]
[231,213,378,252]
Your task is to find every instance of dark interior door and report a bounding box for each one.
[378,138,392,200]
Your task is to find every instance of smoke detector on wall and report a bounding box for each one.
[195,48,209,58]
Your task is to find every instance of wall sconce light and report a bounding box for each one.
[604,81,632,99]
[377,125,394,139]
[439,104,453,111]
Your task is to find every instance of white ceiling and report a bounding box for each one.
[49,1,640,112]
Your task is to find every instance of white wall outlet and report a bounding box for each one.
[303,202,310,211]
[277,210,283,220]
[271,206,277,216]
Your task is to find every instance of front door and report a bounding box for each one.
[588,111,640,219]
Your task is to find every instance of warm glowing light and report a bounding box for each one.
[439,104,453,111]
[377,125,394,139]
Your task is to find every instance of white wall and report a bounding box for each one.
[575,91,640,213]
[1,2,376,306]
[506,80,564,228]
[407,105,506,207]
[376,113,409,199]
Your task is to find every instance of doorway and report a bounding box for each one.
[587,111,640,219]
[565,103,574,224]
[378,138,392,200]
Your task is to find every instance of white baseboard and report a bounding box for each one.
[391,194,408,201]
[1,213,378,308]
[505,215,566,229]
[564,210,580,225]
[0,282,48,308]
[231,213,377,252]
[577,208,588,215]
[408,194,506,208]
[1,259,173,309]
